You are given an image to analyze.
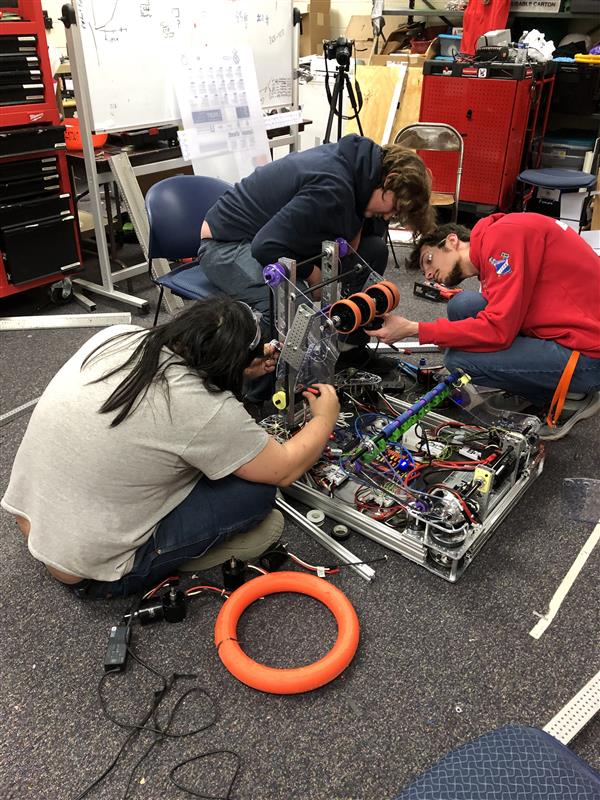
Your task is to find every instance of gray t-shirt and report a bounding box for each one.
[1,325,268,581]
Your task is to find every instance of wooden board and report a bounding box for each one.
[390,62,425,143]
[344,65,403,144]
[382,64,408,144]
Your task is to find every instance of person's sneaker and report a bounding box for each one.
[335,346,399,377]
[483,391,540,415]
[179,509,284,572]
[538,391,600,441]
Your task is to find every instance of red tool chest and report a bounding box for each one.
[419,61,553,212]
[0,0,80,300]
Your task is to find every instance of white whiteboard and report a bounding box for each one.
[73,0,294,132]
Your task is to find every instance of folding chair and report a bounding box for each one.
[394,122,464,224]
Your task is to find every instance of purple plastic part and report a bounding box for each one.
[263,262,288,287]
[336,237,349,258]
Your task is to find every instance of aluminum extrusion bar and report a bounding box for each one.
[0,313,131,331]
[367,341,441,354]
[544,670,600,744]
[0,398,39,428]
[283,483,428,565]
[72,289,97,312]
[276,493,376,582]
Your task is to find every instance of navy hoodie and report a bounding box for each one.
[204,135,383,276]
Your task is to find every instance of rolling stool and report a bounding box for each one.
[518,167,596,232]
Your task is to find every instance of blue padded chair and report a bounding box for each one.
[393,724,600,800]
[518,167,596,232]
[145,175,231,325]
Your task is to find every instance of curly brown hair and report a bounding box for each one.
[380,144,435,235]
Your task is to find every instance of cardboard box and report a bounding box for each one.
[346,15,374,61]
[368,37,436,67]
[346,15,373,43]
[369,51,427,67]
[510,0,561,11]
[299,1,331,58]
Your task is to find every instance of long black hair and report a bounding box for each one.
[81,297,263,427]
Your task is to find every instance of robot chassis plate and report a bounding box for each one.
[266,242,545,583]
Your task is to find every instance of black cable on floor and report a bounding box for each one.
[73,611,241,799]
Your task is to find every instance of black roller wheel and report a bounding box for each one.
[48,279,73,306]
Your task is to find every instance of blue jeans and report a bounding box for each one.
[72,475,276,599]
[198,235,389,329]
[199,235,389,400]
[444,291,600,407]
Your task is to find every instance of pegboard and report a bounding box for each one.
[420,76,522,208]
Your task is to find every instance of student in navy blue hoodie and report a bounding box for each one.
[199,134,433,373]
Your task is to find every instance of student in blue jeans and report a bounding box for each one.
[370,214,600,439]
[1,299,340,598]
[199,134,433,375]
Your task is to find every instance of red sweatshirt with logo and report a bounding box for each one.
[418,213,600,357]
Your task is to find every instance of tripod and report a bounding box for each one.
[323,61,363,144]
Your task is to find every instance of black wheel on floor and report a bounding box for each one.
[48,279,73,305]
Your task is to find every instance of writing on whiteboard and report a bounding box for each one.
[74,0,293,131]
[261,77,293,104]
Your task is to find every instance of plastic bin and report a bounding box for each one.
[64,118,107,151]
[410,38,435,54]
[540,133,595,170]
[438,34,462,57]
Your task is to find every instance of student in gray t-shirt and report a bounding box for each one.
[1,298,340,599]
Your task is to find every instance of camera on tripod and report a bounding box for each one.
[323,37,354,68]
[322,37,362,143]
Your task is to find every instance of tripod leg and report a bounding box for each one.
[324,71,343,144]
[344,73,364,137]
[337,69,344,141]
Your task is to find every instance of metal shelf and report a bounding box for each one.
[383,7,599,17]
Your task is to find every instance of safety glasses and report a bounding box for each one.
[237,301,263,350]
[420,236,448,275]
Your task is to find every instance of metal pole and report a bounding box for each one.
[290,6,301,152]
[0,313,131,331]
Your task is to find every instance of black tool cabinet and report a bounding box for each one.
[0,0,80,301]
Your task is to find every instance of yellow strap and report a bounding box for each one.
[546,351,581,428]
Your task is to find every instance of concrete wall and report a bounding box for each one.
[329,0,372,39]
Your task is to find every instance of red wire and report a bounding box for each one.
[428,483,476,523]
[144,576,180,598]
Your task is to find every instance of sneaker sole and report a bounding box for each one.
[539,393,600,441]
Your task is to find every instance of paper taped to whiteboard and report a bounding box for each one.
[73,0,294,133]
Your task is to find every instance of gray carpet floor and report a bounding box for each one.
[1,250,599,800]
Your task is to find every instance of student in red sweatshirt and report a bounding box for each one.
[369,213,600,439]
